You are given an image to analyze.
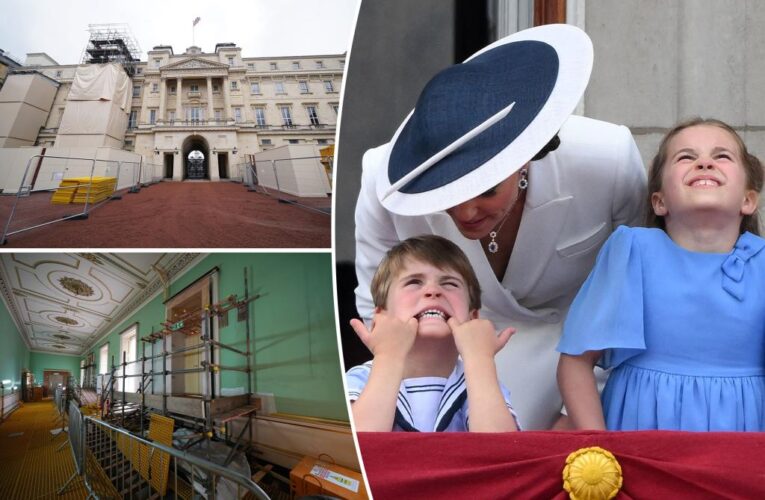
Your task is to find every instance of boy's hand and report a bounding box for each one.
[447,317,515,362]
[350,310,418,361]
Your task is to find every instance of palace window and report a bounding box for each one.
[324,80,335,92]
[250,82,261,94]
[331,103,339,114]
[128,110,138,128]
[168,110,175,122]
[231,80,238,90]
[55,70,62,78]
[261,139,272,145]
[213,84,220,92]
[254,107,266,127]
[279,105,293,127]
[234,107,243,123]
[306,105,320,126]
[317,139,328,145]
[269,62,278,70]
[292,61,300,70]
[188,107,203,123]
[99,344,109,375]
[169,86,176,94]
[132,85,141,97]
[119,325,138,392]
[190,83,199,92]
[152,83,159,92]
[154,58,161,68]
[339,59,345,68]
[274,81,285,94]
[288,139,299,144]
[247,63,254,69]
[299,81,309,94]
[149,109,156,124]
[228,56,234,66]
[215,109,222,121]
[315,60,324,69]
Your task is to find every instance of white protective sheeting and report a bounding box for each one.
[57,101,128,141]
[68,63,131,110]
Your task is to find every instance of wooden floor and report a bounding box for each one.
[0,400,115,499]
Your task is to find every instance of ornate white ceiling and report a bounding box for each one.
[0,253,200,355]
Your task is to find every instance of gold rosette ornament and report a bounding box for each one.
[562,446,623,500]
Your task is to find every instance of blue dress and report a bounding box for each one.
[557,226,765,431]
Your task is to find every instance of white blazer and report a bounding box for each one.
[354,115,648,429]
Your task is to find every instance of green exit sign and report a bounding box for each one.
[170,321,184,331]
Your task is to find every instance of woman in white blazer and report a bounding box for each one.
[352,25,647,429]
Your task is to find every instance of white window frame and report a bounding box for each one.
[228,56,235,66]
[254,107,266,127]
[269,62,278,70]
[152,83,159,92]
[234,107,242,123]
[128,110,138,128]
[292,61,300,70]
[324,80,335,92]
[306,105,319,125]
[279,105,293,127]
[149,109,157,124]
[299,80,309,94]
[250,82,260,94]
[231,80,238,90]
[119,325,138,392]
[132,85,141,97]
[190,83,199,92]
[315,60,324,69]
[99,343,110,375]
[274,81,285,94]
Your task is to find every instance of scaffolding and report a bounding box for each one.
[99,268,263,468]
[82,23,142,76]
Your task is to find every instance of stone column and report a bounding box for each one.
[206,76,215,123]
[175,77,183,123]
[173,150,183,181]
[223,76,231,122]
[209,152,220,181]
[158,77,167,123]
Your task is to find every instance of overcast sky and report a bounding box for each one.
[0,0,360,65]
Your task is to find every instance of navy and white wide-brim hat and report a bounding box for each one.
[376,24,593,216]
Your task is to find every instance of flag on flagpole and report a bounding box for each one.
[193,17,201,26]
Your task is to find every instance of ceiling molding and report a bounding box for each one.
[0,253,200,356]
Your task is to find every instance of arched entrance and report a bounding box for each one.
[181,135,210,180]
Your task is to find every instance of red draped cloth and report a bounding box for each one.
[358,431,765,499]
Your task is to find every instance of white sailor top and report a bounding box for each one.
[346,359,520,432]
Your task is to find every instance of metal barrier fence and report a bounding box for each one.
[1,153,142,244]
[244,156,331,215]
[57,410,270,499]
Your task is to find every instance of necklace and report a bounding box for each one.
[487,168,528,254]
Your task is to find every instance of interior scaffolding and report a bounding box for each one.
[99,268,263,467]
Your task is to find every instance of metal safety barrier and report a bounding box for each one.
[57,404,270,499]
[1,153,141,244]
[244,156,331,215]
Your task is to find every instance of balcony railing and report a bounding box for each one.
[139,120,335,130]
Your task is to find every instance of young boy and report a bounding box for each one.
[346,235,519,432]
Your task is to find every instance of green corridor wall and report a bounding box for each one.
[29,351,81,385]
[82,253,348,422]
[0,296,29,388]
